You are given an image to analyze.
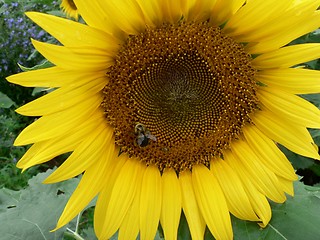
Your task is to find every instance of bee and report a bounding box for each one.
[134,123,157,147]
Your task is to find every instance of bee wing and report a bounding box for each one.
[148,134,157,141]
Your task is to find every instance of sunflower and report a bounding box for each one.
[60,0,79,20]
[7,0,320,239]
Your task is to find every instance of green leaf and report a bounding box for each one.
[0,188,21,213]
[32,87,55,96]
[0,169,79,240]
[231,181,320,240]
[18,60,54,72]
[309,164,320,177]
[301,94,320,108]
[0,92,15,108]
[309,128,320,146]
[110,232,119,240]
[47,10,69,18]
[177,212,192,240]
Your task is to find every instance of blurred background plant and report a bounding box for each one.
[0,1,320,240]
[0,0,59,103]
[0,0,59,190]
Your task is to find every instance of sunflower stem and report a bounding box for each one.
[64,213,84,240]
[65,228,85,240]
[75,212,81,233]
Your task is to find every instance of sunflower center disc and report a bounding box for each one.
[102,21,258,172]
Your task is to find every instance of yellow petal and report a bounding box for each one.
[73,0,115,34]
[54,148,116,230]
[181,0,217,22]
[248,187,271,228]
[94,154,127,237]
[137,0,182,26]
[242,0,320,53]
[16,140,72,170]
[160,0,183,23]
[31,40,114,71]
[224,0,292,37]
[16,77,106,116]
[243,125,297,181]
[256,68,320,94]
[210,0,246,26]
[26,12,119,50]
[16,111,104,170]
[160,168,182,240]
[99,159,142,240]
[6,66,105,88]
[100,0,146,36]
[277,176,294,196]
[224,150,272,227]
[192,164,233,240]
[14,97,101,145]
[252,109,320,160]
[118,165,145,240]
[140,165,162,240]
[246,11,320,54]
[210,158,259,221]
[252,43,320,69]
[136,0,162,26]
[258,86,320,128]
[230,139,287,203]
[242,0,320,41]
[179,170,206,240]
[44,123,113,183]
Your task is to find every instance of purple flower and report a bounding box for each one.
[0,1,59,76]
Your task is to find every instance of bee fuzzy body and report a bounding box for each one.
[134,123,157,147]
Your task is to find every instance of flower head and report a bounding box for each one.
[7,1,320,239]
[60,0,79,20]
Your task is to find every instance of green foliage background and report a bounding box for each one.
[0,0,320,239]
